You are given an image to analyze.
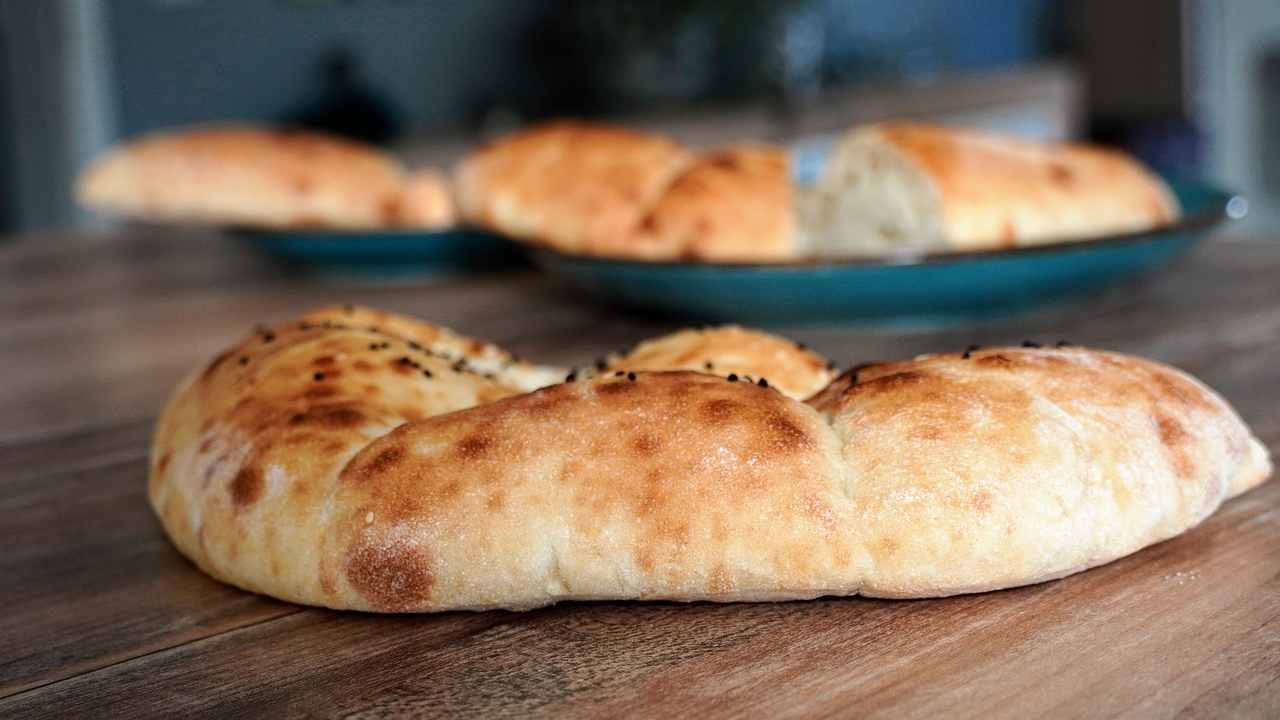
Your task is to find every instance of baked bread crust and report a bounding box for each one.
[396,170,456,229]
[454,121,692,253]
[809,123,1181,254]
[77,126,454,230]
[605,324,834,399]
[150,307,1270,612]
[615,145,797,261]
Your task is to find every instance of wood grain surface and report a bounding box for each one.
[1,228,1277,718]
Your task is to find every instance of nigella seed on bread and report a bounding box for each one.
[150,305,1270,612]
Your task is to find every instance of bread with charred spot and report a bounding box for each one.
[150,308,1270,611]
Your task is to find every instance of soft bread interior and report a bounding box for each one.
[801,132,945,257]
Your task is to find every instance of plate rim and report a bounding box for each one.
[229,227,496,242]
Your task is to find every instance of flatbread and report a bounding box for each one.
[150,307,1270,611]
[77,126,454,230]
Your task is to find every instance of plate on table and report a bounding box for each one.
[530,179,1245,325]
[235,228,527,279]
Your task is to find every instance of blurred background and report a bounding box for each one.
[0,0,1275,236]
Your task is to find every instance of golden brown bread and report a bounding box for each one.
[456,120,1179,262]
[806,122,1182,254]
[77,126,455,230]
[151,307,1270,612]
[611,145,798,262]
[605,324,835,399]
[396,169,456,229]
[453,121,692,253]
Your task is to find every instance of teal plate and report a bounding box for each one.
[236,228,527,279]
[531,179,1244,325]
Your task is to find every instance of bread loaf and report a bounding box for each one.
[615,145,798,262]
[805,122,1181,255]
[77,126,454,230]
[150,306,1270,612]
[453,122,692,253]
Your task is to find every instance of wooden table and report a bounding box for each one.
[3,229,1278,718]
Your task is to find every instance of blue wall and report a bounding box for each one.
[109,0,541,136]
[108,0,1058,138]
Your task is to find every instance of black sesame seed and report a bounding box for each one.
[962,344,980,359]
[313,372,325,381]
[565,372,577,382]
[422,369,433,378]
[615,370,625,377]
[728,373,739,382]
[408,341,422,350]
[703,361,714,371]
[397,356,412,365]
[369,343,380,350]
[1022,340,1042,348]
[758,378,769,388]
[262,332,275,343]
[627,372,636,381]
[238,356,249,365]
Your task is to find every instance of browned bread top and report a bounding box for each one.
[613,145,797,262]
[149,307,1270,612]
[454,121,692,252]
[606,324,835,399]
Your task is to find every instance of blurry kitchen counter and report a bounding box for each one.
[397,62,1082,168]
[3,224,1280,718]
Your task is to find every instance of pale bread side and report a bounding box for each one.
[77,126,456,230]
